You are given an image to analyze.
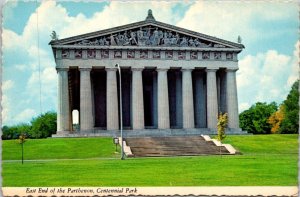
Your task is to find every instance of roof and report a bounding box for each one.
[49,9,244,50]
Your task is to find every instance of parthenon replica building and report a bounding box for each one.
[50,10,244,137]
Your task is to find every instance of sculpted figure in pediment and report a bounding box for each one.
[110,34,117,46]
[180,37,188,47]
[129,31,137,45]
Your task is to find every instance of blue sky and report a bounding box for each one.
[2,0,299,126]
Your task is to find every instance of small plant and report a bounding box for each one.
[18,133,27,164]
[217,112,228,155]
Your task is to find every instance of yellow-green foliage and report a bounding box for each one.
[217,112,228,142]
[18,133,26,144]
[268,105,285,134]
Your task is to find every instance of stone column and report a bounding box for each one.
[157,67,170,129]
[206,69,218,130]
[106,67,119,130]
[226,69,239,129]
[80,67,93,131]
[175,71,183,128]
[131,67,144,129]
[182,68,195,129]
[194,71,207,128]
[152,71,158,128]
[57,68,70,133]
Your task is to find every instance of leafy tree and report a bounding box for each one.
[239,102,277,134]
[280,80,299,134]
[2,123,31,140]
[30,112,57,138]
[268,105,285,134]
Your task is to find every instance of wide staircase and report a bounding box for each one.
[125,136,230,157]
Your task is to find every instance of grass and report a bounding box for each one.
[3,137,120,160]
[2,134,298,186]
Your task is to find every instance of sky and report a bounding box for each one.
[2,0,299,126]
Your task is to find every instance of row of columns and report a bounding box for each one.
[57,67,239,132]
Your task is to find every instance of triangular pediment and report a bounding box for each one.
[50,13,244,50]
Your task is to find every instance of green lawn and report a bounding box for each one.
[3,137,120,160]
[2,134,298,186]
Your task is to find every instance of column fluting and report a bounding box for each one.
[57,68,70,132]
[182,68,195,129]
[80,67,93,131]
[206,69,218,130]
[157,67,170,129]
[131,67,144,129]
[226,69,239,129]
[106,67,119,130]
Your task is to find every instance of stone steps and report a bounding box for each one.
[125,136,230,157]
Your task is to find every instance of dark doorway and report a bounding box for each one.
[143,69,155,128]
[92,69,106,128]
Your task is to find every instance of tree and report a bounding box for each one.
[217,112,228,142]
[2,123,31,140]
[280,80,299,134]
[217,112,228,155]
[268,105,285,134]
[30,112,57,138]
[239,102,277,134]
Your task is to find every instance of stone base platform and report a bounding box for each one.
[52,128,247,138]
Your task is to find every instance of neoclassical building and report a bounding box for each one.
[50,10,244,136]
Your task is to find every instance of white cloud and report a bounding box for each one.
[14,108,36,123]
[239,102,251,112]
[15,64,27,71]
[176,1,296,45]
[286,41,299,87]
[1,95,10,125]
[237,40,298,111]
[2,80,14,91]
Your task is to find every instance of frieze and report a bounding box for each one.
[178,51,186,60]
[59,49,234,61]
[140,50,148,59]
[165,51,173,59]
[226,52,233,60]
[214,52,221,60]
[153,51,160,59]
[75,50,82,59]
[71,25,228,49]
[190,51,198,60]
[127,50,135,59]
[101,50,109,59]
[114,50,122,58]
[202,52,210,60]
[87,50,96,58]
[62,49,69,58]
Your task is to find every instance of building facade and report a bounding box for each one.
[50,10,244,136]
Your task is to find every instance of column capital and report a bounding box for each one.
[181,67,194,71]
[156,66,169,71]
[131,66,144,71]
[205,68,218,72]
[79,67,92,71]
[105,67,118,72]
[56,67,69,72]
[226,68,239,72]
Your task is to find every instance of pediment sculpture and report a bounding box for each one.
[71,26,226,48]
